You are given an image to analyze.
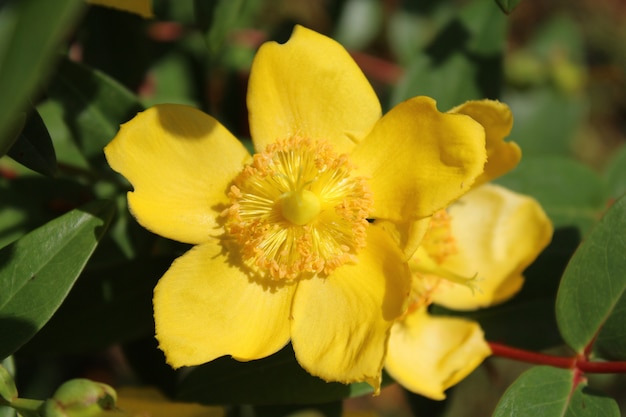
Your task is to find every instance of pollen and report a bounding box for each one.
[224,137,373,281]
[411,209,481,295]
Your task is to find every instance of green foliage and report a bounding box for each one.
[0,0,84,154]
[556,196,626,354]
[493,366,620,417]
[0,0,624,416]
[0,200,115,360]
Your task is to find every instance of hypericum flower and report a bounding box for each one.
[104,25,488,389]
[385,183,553,399]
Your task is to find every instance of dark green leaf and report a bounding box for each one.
[46,58,144,172]
[195,0,258,59]
[390,0,504,110]
[503,89,586,156]
[7,109,57,177]
[556,196,626,354]
[0,176,94,249]
[20,257,170,355]
[495,0,521,14]
[493,366,619,417]
[0,0,84,152]
[177,344,390,405]
[496,155,608,234]
[0,200,115,360]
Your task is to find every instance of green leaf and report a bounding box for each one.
[493,366,619,417]
[20,257,169,355]
[7,109,57,177]
[496,155,608,234]
[46,58,144,172]
[177,344,390,405]
[556,196,626,354]
[0,176,94,249]
[0,200,115,360]
[503,89,586,156]
[333,0,383,50]
[605,145,626,201]
[495,0,521,14]
[0,0,84,153]
[195,0,258,60]
[389,0,504,110]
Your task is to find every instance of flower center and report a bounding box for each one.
[224,137,372,281]
[404,209,479,317]
[280,189,321,226]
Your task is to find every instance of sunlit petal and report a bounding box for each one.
[247,25,381,154]
[431,184,553,310]
[105,104,251,244]
[351,96,486,222]
[290,227,411,391]
[154,240,294,367]
[386,307,491,400]
[449,100,520,185]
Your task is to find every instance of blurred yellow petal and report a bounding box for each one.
[154,240,294,367]
[116,387,224,417]
[352,97,486,222]
[105,104,251,245]
[386,307,491,400]
[290,227,411,391]
[247,25,381,154]
[430,184,553,310]
[449,100,520,185]
[87,0,153,17]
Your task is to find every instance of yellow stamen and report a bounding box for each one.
[411,209,481,294]
[224,137,372,281]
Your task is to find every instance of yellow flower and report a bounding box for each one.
[385,183,553,399]
[104,26,488,389]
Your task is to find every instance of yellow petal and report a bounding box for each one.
[290,226,411,391]
[449,100,521,185]
[105,104,251,245]
[116,387,224,417]
[87,0,153,18]
[247,25,381,154]
[376,217,431,261]
[386,307,491,400]
[351,96,487,222]
[431,183,553,310]
[153,240,294,367]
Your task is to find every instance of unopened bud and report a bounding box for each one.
[41,379,117,417]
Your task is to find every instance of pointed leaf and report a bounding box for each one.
[0,200,115,359]
[0,0,84,152]
[7,108,57,177]
[495,0,521,14]
[46,58,143,172]
[556,196,626,353]
[0,364,16,403]
[493,366,619,417]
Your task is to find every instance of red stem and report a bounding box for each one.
[488,342,626,373]
[488,342,576,369]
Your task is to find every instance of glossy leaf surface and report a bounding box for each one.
[0,200,115,359]
[556,196,626,353]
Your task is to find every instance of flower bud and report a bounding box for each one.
[41,379,117,417]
